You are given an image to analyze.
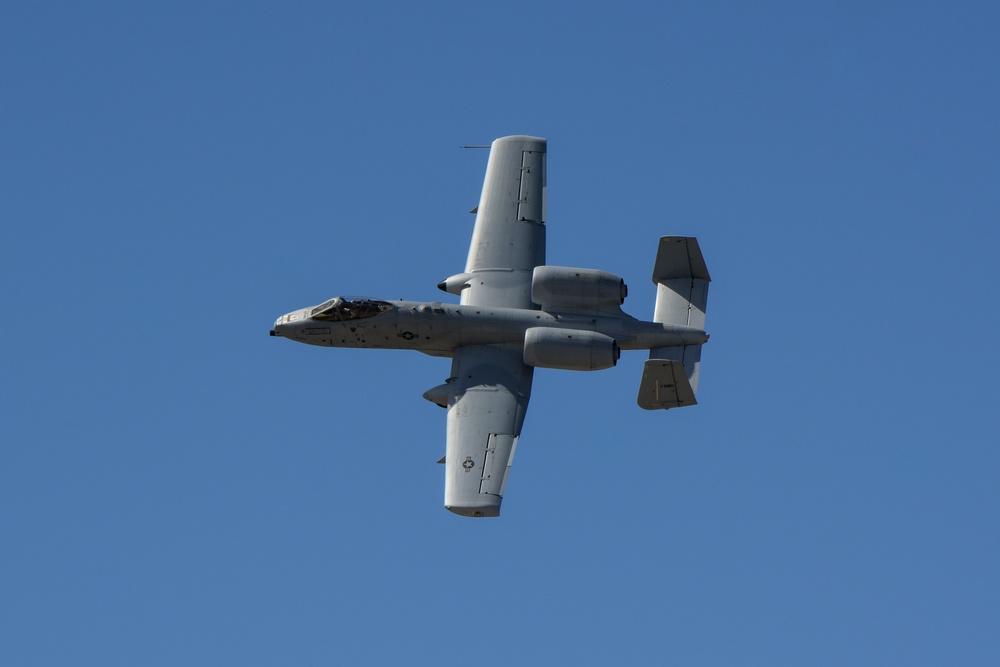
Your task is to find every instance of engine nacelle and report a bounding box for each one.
[531,266,627,312]
[522,327,620,371]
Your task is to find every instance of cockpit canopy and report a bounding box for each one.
[310,297,394,322]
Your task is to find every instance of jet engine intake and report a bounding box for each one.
[522,327,619,371]
[531,266,627,312]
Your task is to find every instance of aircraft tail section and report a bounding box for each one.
[641,237,711,409]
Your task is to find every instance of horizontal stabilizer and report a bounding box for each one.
[637,360,696,410]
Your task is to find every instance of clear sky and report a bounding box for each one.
[2,2,998,665]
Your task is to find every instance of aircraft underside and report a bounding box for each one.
[272,136,712,516]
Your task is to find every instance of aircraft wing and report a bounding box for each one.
[443,345,534,517]
[439,136,544,516]
[461,136,547,309]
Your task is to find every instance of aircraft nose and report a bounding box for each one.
[271,309,309,338]
[270,315,287,337]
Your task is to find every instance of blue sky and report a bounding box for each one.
[2,2,998,664]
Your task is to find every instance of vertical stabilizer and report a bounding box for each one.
[645,237,711,405]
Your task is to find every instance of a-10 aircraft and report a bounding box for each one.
[271,136,711,517]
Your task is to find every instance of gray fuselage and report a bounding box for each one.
[271,296,708,356]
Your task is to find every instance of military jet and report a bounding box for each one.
[271,136,711,517]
